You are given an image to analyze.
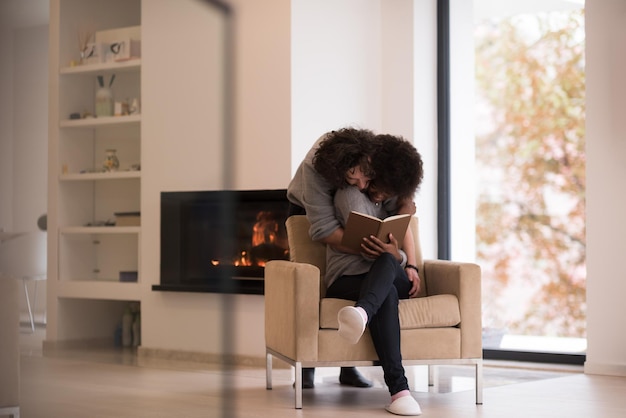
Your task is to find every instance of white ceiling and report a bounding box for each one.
[0,0,49,30]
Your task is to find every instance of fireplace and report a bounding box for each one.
[153,189,290,295]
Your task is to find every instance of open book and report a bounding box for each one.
[341,211,411,252]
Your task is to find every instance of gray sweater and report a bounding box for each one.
[324,186,403,289]
[286,133,342,241]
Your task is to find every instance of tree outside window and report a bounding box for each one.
[475,9,586,350]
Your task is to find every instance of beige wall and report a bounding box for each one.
[140,0,292,358]
[232,0,292,189]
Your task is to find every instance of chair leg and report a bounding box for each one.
[266,352,273,390]
[475,360,484,405]
[294,362,302,409]
[428,364,438,387]
[32,280,39,326]
[22,278,34,333]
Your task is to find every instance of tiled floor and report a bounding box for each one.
[16,325,626,418]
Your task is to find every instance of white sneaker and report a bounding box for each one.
[385,395,422,416]
[337,306,366,344]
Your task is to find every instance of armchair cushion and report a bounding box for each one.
[320,294,460,330]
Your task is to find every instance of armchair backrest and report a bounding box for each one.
[286,215,427,298]
[286,216,327,296]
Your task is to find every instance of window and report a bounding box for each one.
[472,2,586,362]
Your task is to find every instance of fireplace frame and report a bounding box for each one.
[152,189,289,295]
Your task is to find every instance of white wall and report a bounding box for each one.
[0,28,14,233]
[380,0,415,139]
[140,0,227,355]
[449,0,476,263]
[0,23,49,322]
[0,1,49,234]
[291,0,440,259]
[233,0,292,189]
[291,0,383,167]
[140,0,291,359]
[584,0,626,377]
[12,25,49,233]
[411,0,439,259]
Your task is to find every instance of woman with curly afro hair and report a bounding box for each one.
[367,134,424,205]
[324,134,425,416]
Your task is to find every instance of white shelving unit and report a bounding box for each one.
[60,171,141,181]
[59,59,142,75]
[59,114,141,128]
[60,226,141,234]
[47,0,142,344]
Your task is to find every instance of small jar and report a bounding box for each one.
[95,87,114,117]
[103,149,120,172]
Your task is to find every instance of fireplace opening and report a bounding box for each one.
[153,189,290,295]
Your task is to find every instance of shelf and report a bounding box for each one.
[59,59,141,75]
[49,0,143,346]
[60,171,141,181]
[60,114,141,128]
[60,226,141,235]
[56,280,141,300]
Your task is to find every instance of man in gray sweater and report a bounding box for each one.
[287,127,376,388]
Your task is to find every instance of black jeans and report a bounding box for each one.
[326,252,411,395]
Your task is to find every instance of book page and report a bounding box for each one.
[376,214,411,244]
[342,212,382,252]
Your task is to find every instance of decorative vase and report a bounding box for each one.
[95,87,113,117]
[103,149,120,172]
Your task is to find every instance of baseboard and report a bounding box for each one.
[137,346,289,369]
[41,338,291,370]
[584,361,626,377]
[42,337,114,351]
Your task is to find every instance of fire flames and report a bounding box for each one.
[212,211,288,268]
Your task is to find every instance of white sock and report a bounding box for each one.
[337,306,367,344]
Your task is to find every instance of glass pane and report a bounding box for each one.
[474,3,586,355]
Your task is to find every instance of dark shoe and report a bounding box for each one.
[339,367,373,388]
[299,367,315,389]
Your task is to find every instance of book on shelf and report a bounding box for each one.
[341,211,411,252]
[119,271,138,282]
[114,211,140,227]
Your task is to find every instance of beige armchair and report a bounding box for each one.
[265,215,483,409]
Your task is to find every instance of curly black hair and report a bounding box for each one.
[368,134,424,201]
[312,128,376,189]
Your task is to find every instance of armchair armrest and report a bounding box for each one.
[423,259,482,358]
[265,260,321,361]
